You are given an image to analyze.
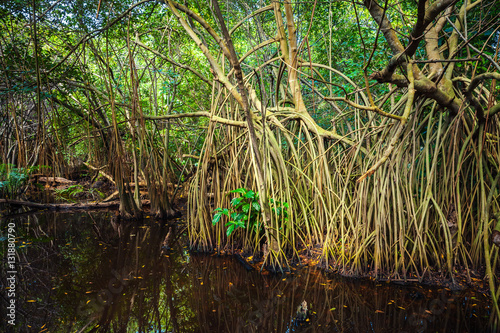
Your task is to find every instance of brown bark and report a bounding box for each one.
[36,176,77,184]
[0,198,150,210]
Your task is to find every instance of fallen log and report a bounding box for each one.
[37,176,77,184]
[0,199,150,210]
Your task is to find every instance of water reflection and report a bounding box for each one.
[1,211,492,332]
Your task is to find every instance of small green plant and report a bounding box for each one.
[54,185,85,202]
[0,164,39,199]
[269,198,289,223]
[54,184,105,202]
[212,188,261,237]
[212,188,290,237]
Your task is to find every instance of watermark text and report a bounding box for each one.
[6,221,17,325]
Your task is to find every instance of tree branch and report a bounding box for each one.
[358,61,416,182]
[465,72,500,121]
[133,35,210,85]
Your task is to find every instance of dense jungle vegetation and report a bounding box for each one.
[1,0,499,322]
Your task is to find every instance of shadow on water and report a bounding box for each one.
[0,211,494,332]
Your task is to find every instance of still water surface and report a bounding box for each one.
[1,211,493,332]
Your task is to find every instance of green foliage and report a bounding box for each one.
[212,188,289,237]
[54,184,105,202]
[54,185,85,202]
[212,188,262,237]
[269,198,289,223]
[0,164,38,199]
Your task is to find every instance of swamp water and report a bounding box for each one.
[0,211,494,332]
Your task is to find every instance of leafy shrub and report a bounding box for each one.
[212,188,289,237]
[0,164,38,199]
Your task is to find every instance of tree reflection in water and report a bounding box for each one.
[1,211,491,332]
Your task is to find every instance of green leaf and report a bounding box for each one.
[230,197,243,207]
[234,212,246,222]
[242,203,250,213]
[244,190,255,199]
[230,188,246,195]
[252,201,261,211]
[222,208,230,216]
[226,224,235,237]
[212,212,222,225]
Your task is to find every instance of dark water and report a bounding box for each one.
[0,211,494,332]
